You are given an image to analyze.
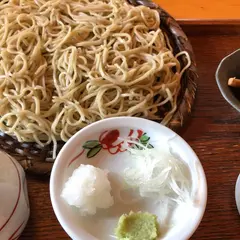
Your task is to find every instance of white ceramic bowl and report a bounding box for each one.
[0,151,30,239]
[50,117,207,240]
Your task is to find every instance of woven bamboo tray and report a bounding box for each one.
[0,0,198,176]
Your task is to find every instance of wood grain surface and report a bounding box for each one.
[20,27,240,239]
[153,0,240,21]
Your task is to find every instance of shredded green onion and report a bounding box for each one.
[122,139,192,204]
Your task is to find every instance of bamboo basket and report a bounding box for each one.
[0,0,198,176]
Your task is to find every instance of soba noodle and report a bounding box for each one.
[0,0,191,158]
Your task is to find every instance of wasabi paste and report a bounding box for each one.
[115,211,159,240]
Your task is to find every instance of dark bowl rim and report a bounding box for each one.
[215,48,240,112]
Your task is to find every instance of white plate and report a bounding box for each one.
[50,117,207,240]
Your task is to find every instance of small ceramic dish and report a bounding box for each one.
[50,117,207,240]
[0,151,30,239]
[235,174,240,216]
[216,49,240,112]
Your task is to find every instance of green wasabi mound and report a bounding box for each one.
[115,211,159,240]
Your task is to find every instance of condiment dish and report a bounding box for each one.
[50,117,207,240]
[235,174,240,215]
[216,49,240,112]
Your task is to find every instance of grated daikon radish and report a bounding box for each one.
[61,164,114,216]
[123,140,192,204]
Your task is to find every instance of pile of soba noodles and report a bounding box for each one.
[0,0,190,157]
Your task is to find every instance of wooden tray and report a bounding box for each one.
[21,20,240,240]
[154,0,240,25]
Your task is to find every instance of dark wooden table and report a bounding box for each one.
[20,25,240,239]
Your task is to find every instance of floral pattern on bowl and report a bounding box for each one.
[68,128,153,167]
